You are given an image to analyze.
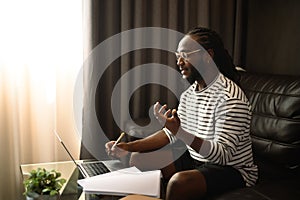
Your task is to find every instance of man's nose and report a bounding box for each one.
[177,57,185,66]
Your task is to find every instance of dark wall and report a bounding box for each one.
[245,0,300,75]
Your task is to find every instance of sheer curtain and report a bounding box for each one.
[0,1,83,199]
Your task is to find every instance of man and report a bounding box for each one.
[106,27,257,200]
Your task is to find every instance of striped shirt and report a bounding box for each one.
[164,73,258,187]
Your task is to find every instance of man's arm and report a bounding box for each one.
[117,129,170,152]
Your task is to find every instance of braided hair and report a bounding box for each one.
[187,27,240,85]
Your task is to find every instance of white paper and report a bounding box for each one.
[77,167,161,198]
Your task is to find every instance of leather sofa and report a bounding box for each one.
[209,71,300,200]
[125,71,300,200]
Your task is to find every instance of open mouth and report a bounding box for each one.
[180,67,189,76]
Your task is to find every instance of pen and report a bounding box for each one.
[111,132,125,150]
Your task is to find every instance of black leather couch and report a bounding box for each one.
[125,71,300,200]
[209,71,300,200]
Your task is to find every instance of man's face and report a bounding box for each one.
[176,35,203,84]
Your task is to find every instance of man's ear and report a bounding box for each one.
[203,48,214,63]
[207,49,214,58]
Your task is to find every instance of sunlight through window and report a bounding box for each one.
[0,0,83,104]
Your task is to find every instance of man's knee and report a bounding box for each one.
[129,152,143,168]
[166,170,207,200]
[166,172,190,200]
[129,152,155,170]
[129,150,175,171]
[168,171,189,190]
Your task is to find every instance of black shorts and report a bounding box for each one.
[174,149,246,196]
[195,161,245,195]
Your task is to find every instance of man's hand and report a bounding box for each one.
[153,102,181,135]
[105,141,129,159]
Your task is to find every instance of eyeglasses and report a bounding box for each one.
[175,49,202,61]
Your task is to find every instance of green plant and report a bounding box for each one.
[23,168,66,198]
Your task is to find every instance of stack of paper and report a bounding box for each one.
[77,167,161,198]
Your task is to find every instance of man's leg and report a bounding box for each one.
[129,140,193,178]
[166,163,246,200]
[129,149,177,180]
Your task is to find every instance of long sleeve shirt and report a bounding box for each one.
[164,73,258,187]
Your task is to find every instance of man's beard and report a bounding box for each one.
[186,65,203,85]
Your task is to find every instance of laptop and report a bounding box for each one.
[54,131,124,178]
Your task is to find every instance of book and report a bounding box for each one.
[77,167,161,198]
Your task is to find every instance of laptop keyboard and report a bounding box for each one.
[81,161,110,177]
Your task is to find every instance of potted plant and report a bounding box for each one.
[23,168,66,200]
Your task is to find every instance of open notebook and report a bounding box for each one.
[77,166,161,198]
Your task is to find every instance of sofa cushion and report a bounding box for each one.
[239,72,300,171]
